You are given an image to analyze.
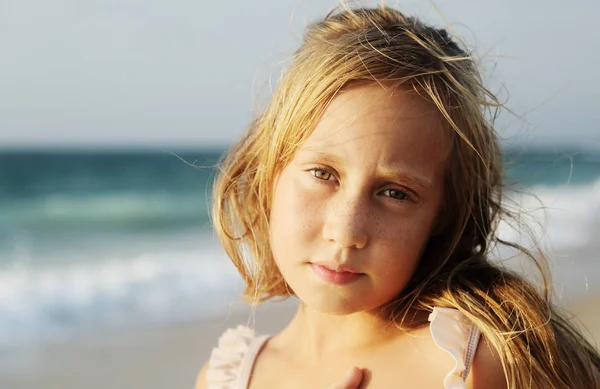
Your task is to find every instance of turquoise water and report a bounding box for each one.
[504,148,600,186]
[1,148,597,242]
[0,147,598,348]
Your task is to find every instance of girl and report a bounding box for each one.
[197,4,600,389]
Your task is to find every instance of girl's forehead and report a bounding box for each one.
[301,84,449,155]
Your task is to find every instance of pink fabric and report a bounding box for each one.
[428,307,481,388]
[205,308,480,389]
[205,325,268,389]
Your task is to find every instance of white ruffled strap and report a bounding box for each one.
[428,307,481,389]
[206,325,260,389]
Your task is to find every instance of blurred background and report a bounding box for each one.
[1,0,599,388]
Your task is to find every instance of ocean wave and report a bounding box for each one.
[1,178,599,349]
[0,190,210,232]
[498,177,600,251]
[0,245,242,349]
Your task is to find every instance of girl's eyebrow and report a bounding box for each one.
[299,150,344,166]
[379,169,433,190]
[298,149,434,190]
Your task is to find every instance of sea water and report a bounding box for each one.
[0,147,598,349]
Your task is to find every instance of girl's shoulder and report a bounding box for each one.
[428,307,506,389]
[427,307,481,387]
[202,325,269,389]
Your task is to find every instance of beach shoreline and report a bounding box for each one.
[1,295,598,389]
[0,303,297,389]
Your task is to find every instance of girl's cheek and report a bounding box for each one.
[294,170,329,198]
[294,187,324,218]
[291,175,329,230]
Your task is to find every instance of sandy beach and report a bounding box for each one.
[564,295,600,347]
[0,303,297,389]
[1,294,598,389]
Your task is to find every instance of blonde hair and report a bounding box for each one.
[212,5,600,388]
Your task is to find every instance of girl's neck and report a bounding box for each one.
[277,303,426,361]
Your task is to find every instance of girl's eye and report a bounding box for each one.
[382,188,408,201]
[310,168,332,181]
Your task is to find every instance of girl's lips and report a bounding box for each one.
[309,263,364,285]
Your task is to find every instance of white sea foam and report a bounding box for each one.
[0,244,244,349]
[1,179,599,349]
[493,179,600,300]
[498,177,600,252]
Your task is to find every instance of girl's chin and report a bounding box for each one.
[296,294,373,316]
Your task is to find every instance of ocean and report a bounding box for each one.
[1,147,599,350]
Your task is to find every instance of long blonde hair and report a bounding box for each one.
[212,5,600,388]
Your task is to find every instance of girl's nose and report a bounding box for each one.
[321,193,369,250]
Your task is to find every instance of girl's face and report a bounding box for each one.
[269,84,449,315]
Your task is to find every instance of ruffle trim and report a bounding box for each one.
[206,310,477,389]
[206,325,257,389]
[428,307,479,389]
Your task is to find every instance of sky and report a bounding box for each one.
[0,0,598,149]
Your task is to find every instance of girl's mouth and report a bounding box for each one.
[309,262,364,285]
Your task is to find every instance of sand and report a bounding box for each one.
[0,303,296,389]
[564,295,600,348]
[1,296,598,389]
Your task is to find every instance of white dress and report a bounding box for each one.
[206,307,481,389]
